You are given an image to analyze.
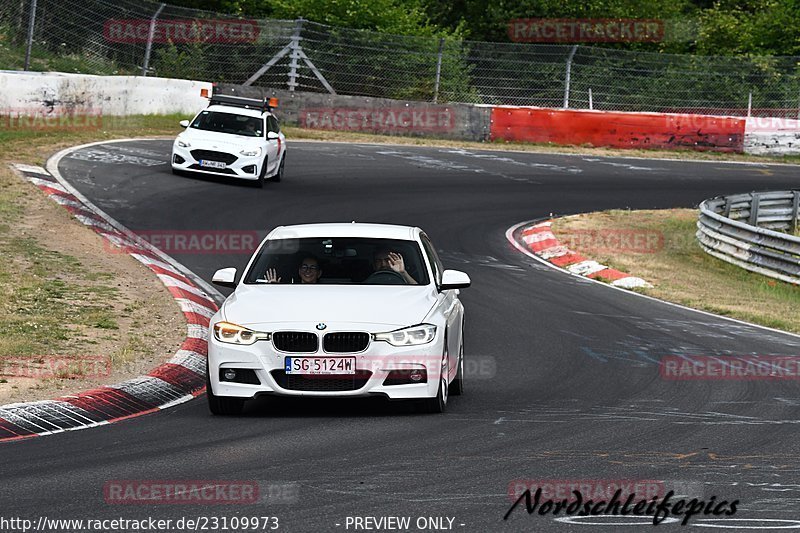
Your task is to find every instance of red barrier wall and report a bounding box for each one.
[490,107,746,152]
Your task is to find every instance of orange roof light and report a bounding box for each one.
[268,97,279,108]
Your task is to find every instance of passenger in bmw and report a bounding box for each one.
[373,249,418,285]
[264,255,322,284]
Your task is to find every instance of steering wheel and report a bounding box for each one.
[363,270,407,285]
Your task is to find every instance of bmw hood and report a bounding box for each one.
[221,285,437,330]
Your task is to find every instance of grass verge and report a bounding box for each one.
[0,115,185,402]
[551,209,800,333]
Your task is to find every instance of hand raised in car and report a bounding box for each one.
[387,252,406,273]
[265,268,281,283]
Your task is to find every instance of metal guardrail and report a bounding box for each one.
[697,190,800,285]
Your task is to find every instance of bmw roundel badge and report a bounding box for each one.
[316,323,327,331]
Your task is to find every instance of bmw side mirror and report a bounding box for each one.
[440,269,471,290]
[267,131,279,140]
[179,119,190,128]
[212,267,237,288]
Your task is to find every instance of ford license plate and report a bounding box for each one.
[285,357,356,375]
[199,159,227,169]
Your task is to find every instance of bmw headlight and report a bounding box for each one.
[240,147,261,157]
[374,324,437,346]
[176,138,191,148]
[213,321,270,345]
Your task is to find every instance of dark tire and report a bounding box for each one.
[253,156,267,188]
[450,339,464,396]
[269,156,284,182]
[420,351,448,414]
[206,365,245,416]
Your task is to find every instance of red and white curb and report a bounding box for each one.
[514,219,651,289]
[0,160,221,442]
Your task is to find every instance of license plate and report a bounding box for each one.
[285,357,356,375]
[199,159,227,169]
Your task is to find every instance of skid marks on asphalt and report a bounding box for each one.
[486,403,781,425]
[440,149,583,175]
[294,144,378,161]
[374,149,542,184]
[571,311,800,348]
[67,147,165,166]
[102,143,169,159]
[437,250,525,272]
[580,157,668,172]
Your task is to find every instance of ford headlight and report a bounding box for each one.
[213,321,270,345]
[374,324,436,346]
[240,147,261,157]
[176,138,191,148]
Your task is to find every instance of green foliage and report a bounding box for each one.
[153,41,208,80]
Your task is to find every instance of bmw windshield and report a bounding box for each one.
[243,238,430,285]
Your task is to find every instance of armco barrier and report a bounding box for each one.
[490,107,746,152]
[697,190,800,285]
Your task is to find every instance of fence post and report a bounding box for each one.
[749,193,760,226]
[141,3,166,77]
[433,37,444,103]
[792,190,800,234]
[563,45,578,109]
[747,92,752,117]
[724,196,732,218]
[23,0,38,71]
[287,18,305,92]
[588,88,593,110]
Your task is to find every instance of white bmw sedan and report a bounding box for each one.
[207,223,470,415]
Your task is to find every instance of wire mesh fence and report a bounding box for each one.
[2,0,800,117]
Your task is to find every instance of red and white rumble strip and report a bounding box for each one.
[513,219,650,289]
[0,163,219,442]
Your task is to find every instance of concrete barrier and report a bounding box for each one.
[0,71,212,117]
[490,106,746,153]
[214,84,492,142]
[743,117,800,156]
[5,72,796,156]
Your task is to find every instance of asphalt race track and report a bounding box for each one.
[3,140,800,532]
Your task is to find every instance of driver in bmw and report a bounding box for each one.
[373,249,417,285]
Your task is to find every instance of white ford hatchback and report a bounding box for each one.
[171,94,286,188]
